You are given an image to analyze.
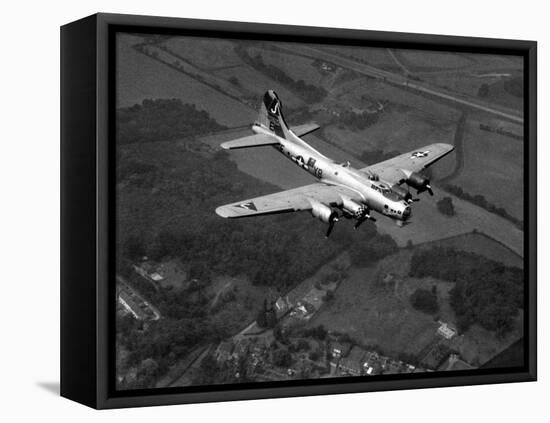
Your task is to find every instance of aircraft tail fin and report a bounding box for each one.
[256,90,293,140]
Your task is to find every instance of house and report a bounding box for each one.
[133,262,165,283]
[331,341,352,360]
[437,321,457,339]
[290,300,316,320]
[118,290,146,320]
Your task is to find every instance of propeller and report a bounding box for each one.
[417,184,434,196]
[404,188,420,203]
[325,214,339,238]
[354,209,376,230]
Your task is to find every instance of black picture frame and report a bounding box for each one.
[61,12,537,409]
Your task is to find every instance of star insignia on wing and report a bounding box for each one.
[411,151,430,158]
[236,201,257,211]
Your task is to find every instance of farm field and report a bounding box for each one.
[452,118,524,221]
[116,33,254,126]
[163,37,243,69]
[323,111,456,166]
[250,45,325,86]
[416,232,523,268]
[375,191,524,257]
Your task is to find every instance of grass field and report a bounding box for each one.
[116,33,254,126]
[162,37,243,69]
[397,50,475,71]
[451,118,524,221]
[308,250,444,357]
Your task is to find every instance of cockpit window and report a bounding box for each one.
[340,161,350,168]
[382,189,400,201]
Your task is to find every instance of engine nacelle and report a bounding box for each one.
[406,172,430,191]
[391,185,413,202]
[311,202,338,223]
[342,198,366,219]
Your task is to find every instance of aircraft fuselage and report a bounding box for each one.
[252,124,411,221]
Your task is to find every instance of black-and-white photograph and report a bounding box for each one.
[114,32,525,390]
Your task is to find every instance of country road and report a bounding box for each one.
[275,44,524,124]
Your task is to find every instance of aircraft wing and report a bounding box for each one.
[361,143,454,185]
[216,182,360,218]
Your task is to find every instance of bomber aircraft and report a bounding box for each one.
[216,90,454,237]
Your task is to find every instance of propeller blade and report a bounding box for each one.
[426,184,434,196]
[354,213,376,230]
[325,216,338,238]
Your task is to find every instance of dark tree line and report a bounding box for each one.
[339,109,379,130]
[409,248,523,336]
[443,184,523,229]
[116,98,226,145]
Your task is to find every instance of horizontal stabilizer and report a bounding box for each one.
[220,134,279,150]
[291,123,320,137]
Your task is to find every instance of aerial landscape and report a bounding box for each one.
[114,32,525,390]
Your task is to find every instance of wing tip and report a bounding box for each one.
[215,206,232,218]
[436,142,455,151]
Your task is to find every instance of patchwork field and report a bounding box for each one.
[308,235,523,364]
